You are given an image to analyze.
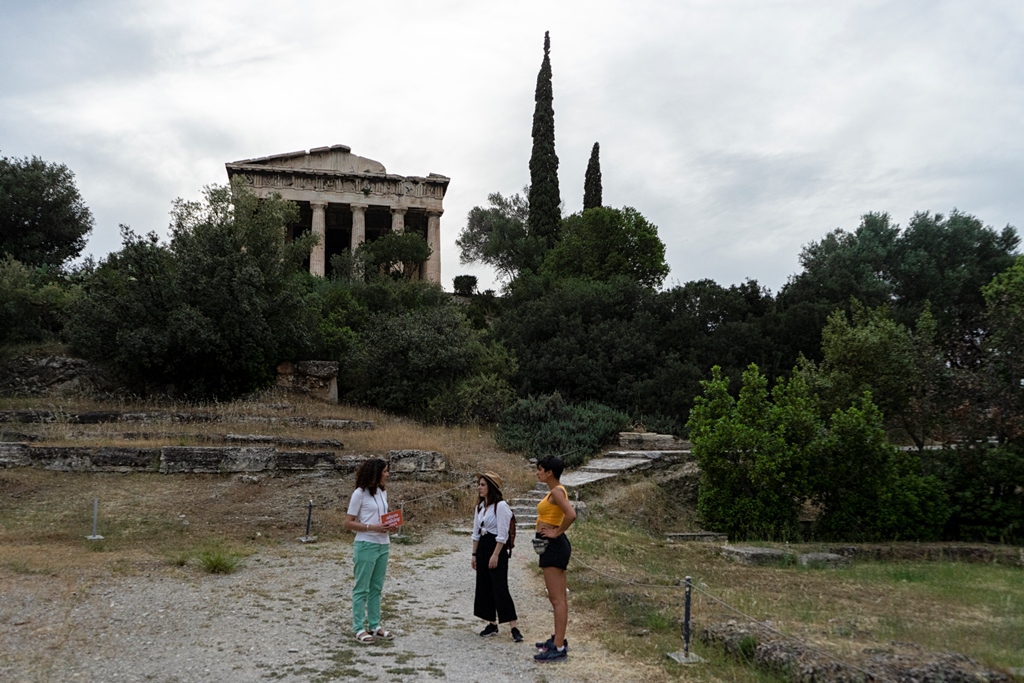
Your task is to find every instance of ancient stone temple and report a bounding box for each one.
[225,145,448,282]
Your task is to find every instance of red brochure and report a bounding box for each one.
[381,510,403,527]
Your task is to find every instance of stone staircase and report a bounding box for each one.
[505,433,693,525]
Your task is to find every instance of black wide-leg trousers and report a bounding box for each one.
[474,533,518,624]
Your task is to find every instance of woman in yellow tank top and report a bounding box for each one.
[533,455,576,663]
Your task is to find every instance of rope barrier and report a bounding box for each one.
[570,549,896,683]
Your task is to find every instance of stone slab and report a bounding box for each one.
[0,442,31,467]
[91,447,161,472]
[797,552,851,568]
[274,450,337,470]
[581,457,654,473]
[617,432,690,450]
[604,450,690,460]
[159,447,276,474]
[560,470,619,487]
[388,450,446,474]
[720,545,792,565]
[666,532,728,543]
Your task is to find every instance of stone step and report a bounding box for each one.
[581,457,654,473]
[665,532,728,543]
[603,450,690,460]
[560,470,619,488]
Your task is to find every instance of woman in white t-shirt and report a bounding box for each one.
[471,471,522,642]
[344,458,398,643]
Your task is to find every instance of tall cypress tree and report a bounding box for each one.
[583,142,602,210]
[526,31,561,262]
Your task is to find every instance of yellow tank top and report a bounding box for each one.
[536,485,567,527]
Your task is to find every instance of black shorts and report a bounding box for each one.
[538,532,571,570]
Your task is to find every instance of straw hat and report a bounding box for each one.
[477,471,503,492]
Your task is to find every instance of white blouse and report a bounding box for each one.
[471,500,513,545]
[347,487,389,545]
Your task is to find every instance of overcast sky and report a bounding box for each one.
[2,0,1022,293]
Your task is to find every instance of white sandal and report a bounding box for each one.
[372,627,394,640]
[355,630,374,644]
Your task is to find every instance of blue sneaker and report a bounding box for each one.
[535,636,569,651]
[534,645,568,663]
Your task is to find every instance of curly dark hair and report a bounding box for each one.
[355,458,389,494]
[477,476,504,511]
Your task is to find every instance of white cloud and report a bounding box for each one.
[2,0,1022,291]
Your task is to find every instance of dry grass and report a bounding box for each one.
[568,514,1024,677]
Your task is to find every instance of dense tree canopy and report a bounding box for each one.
[778,210,1019,367]
[456,190,542,280]
[541,206,669,288]
[0,155,94,268]
[67,182,313,398]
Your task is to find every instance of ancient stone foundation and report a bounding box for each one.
[0,443,447,478]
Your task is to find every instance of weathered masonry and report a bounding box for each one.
[226,145,448,282]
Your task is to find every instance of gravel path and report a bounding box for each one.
[1,526,654,682]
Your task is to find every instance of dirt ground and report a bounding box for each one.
[0,463,666,683]
[0,524,664,683]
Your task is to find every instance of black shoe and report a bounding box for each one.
[534,645,568,663]
[535,636,569,651]
[511,627,524,643]
[479,623,498,637]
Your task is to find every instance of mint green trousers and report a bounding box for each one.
[352,541,390,633]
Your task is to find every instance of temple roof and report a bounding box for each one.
[229,145,388,174]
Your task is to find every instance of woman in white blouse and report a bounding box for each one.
[471,471,522,642]
[344,458,399,643]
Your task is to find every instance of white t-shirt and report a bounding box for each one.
[471,500,513,545]
[347,487,390,545]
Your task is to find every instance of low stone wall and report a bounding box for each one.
[700,621,1013,683]
[0,410,373,430]
[0,442,450,478]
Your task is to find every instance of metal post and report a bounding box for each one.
[683,575,692,658]
[667,575,703,664]
[299,499,317,543]
[86,497,104,540]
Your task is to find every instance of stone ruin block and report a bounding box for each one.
[159,446,276,474]
[386,450,447,479]
[27,446,93,472]
[720,545,792,566]
[275,450,337,470]
[0,442,31,468]
[796,552,851,568]
[276,360,339,403]
[90,447,161,472]
[617,432,691,451]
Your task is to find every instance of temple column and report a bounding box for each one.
[350,203,367,250]
[391,207,406,234]
[425,210,442,284]
[310,200,327,277]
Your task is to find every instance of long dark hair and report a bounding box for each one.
[355,458,389,495]
[477,476,504,511]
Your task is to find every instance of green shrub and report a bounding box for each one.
[198,549,240,574]
[0,256,77,344]
[496,393,629,468]
[922,444,1024,543]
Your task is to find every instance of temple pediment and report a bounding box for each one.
[229,144,388,175]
